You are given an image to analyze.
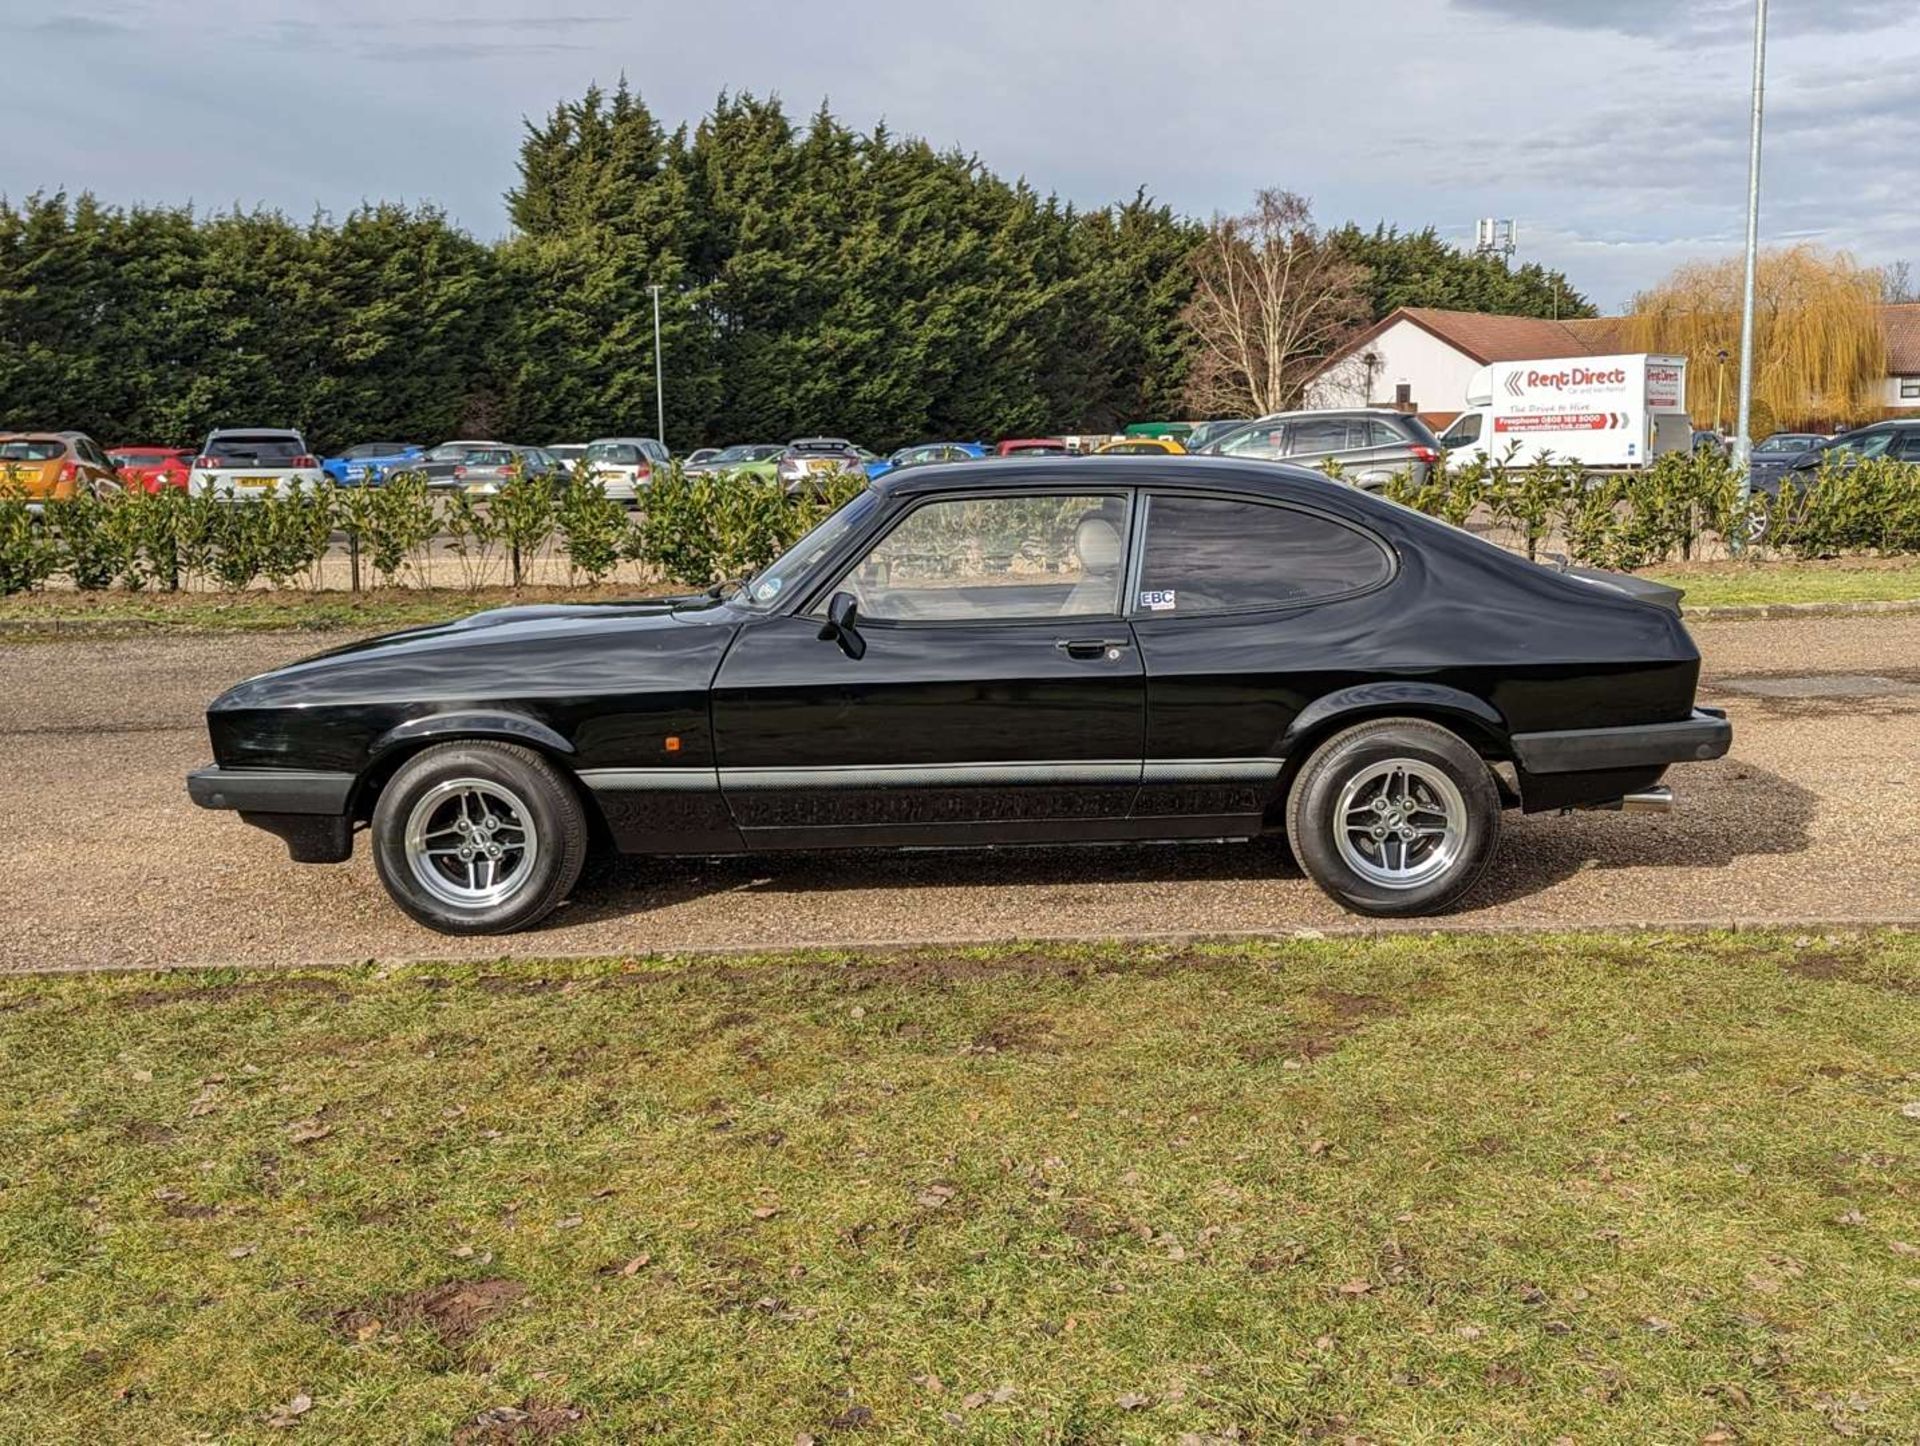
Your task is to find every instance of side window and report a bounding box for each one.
[1286,419,1352,456]
[1442,414,1481,448]
[1136,494,1391,616]
[1218,425,1288,460]
[826,493,1131,623]
[1367,420,1406,449]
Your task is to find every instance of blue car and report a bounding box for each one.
[866,441,987,481]
[322,441,424,487]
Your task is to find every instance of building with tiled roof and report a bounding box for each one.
[1305,304,1920,424]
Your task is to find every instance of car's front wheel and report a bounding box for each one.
[1285,718,1501,917]
[370,741,588,935]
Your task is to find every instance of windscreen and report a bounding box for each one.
[0,440,64,462]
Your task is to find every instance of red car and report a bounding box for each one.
[109,447,193,493]
[994,437,1070,456]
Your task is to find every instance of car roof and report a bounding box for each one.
[587,436,662,445]
[208,427,303,438]
[874,454,1372,507]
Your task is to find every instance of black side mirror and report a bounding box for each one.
[818,590,866,659]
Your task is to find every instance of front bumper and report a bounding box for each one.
[1510,708,1732,775]
[187,766,356,863]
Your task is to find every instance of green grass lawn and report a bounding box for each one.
[1643,559,1920,609]
[4,933,1920,1443]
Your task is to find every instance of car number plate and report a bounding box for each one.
[237,476,276,488]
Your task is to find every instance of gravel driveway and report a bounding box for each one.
[6,615,1917,971]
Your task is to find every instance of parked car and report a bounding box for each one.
[545,443,590,469]
[1200,409,1442,490]
[1749,419,1920,498]
[109,446,193,493]
[454,446,570,497]
[1095,438,1187,455]
[1752,431,1828,457]
[322,442,423,488]
[413,441,509,489]
[995,438,1069,456]
[0,431,121,509]
[186,429,325,501]
[585,437,672,502]
[189,455,1730,935]
[867,442,987,480]
[687,443,786,480]
[1185,419,1253,452]
[683,448,723,468]
[1691,429,1728,456]
[778,437,867,495]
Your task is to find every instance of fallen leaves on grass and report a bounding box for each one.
[1115,1391,1152,1410]
[264,1393,312,1428]
[285,1119,333,1145]
[334,1279,526,1350]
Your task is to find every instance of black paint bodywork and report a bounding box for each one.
[189,457,1730,865]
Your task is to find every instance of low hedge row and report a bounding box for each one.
[0,465,866,597]
[3,451,1916,598]
[1375,449,1920,570]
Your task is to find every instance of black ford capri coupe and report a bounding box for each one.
[189,457,1730,934]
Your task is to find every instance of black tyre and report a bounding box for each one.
[1285,718,1501,917]
[370,741,589,935]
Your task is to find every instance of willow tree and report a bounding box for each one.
[1628,246,1886,435]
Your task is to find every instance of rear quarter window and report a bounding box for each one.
[1135,494,1393,616]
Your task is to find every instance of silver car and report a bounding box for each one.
[1200,409,1442,490]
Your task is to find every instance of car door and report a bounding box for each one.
[1127,490,1398,829]
[710,489,1146,846]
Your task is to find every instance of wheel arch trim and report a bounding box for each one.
[1278,684,1512,762]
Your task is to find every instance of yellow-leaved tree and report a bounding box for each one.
[1628,246,1887,435]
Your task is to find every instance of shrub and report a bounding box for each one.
[0,492,60,595]
[490,468,557,587]
[555,475,629,584]
[340,471,436,585]
[440,489,500,589]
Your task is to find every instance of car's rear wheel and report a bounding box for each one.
[371,741,588,935]
[1285,719,1501,917]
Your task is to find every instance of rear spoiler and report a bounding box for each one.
[1549,559,1685,614]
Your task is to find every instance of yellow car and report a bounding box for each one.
[1094,437,1187,455]
[0,431,122,508]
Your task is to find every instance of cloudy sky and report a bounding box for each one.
[4,0,1915,310]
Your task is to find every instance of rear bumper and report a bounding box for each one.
[1510,708,1732,775]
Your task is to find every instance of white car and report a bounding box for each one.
[188,428,326,501]
[585,437,670,502]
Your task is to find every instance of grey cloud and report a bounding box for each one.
[26,13,133,35]
[1449,0,1914,43]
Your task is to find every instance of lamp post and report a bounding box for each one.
[1731,0,1768,553]
[648,283,665,447]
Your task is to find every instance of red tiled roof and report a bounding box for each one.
[1883,303,1920,375]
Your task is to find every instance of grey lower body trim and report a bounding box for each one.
[578,767,723,792]
[583,760,1288,792]
[1141,758,1284,783]
[187,766,354,814]
[719,761,1144,790]
[1511,709,1732,775]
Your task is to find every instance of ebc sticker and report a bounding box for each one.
[1140,589,1177,612]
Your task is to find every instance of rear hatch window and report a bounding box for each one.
[206,436,304,464]
[1,440,66,463]
[588,443,642,466]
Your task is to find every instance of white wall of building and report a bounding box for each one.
[1885,374,1920,410]
[1303,320,1484,414]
